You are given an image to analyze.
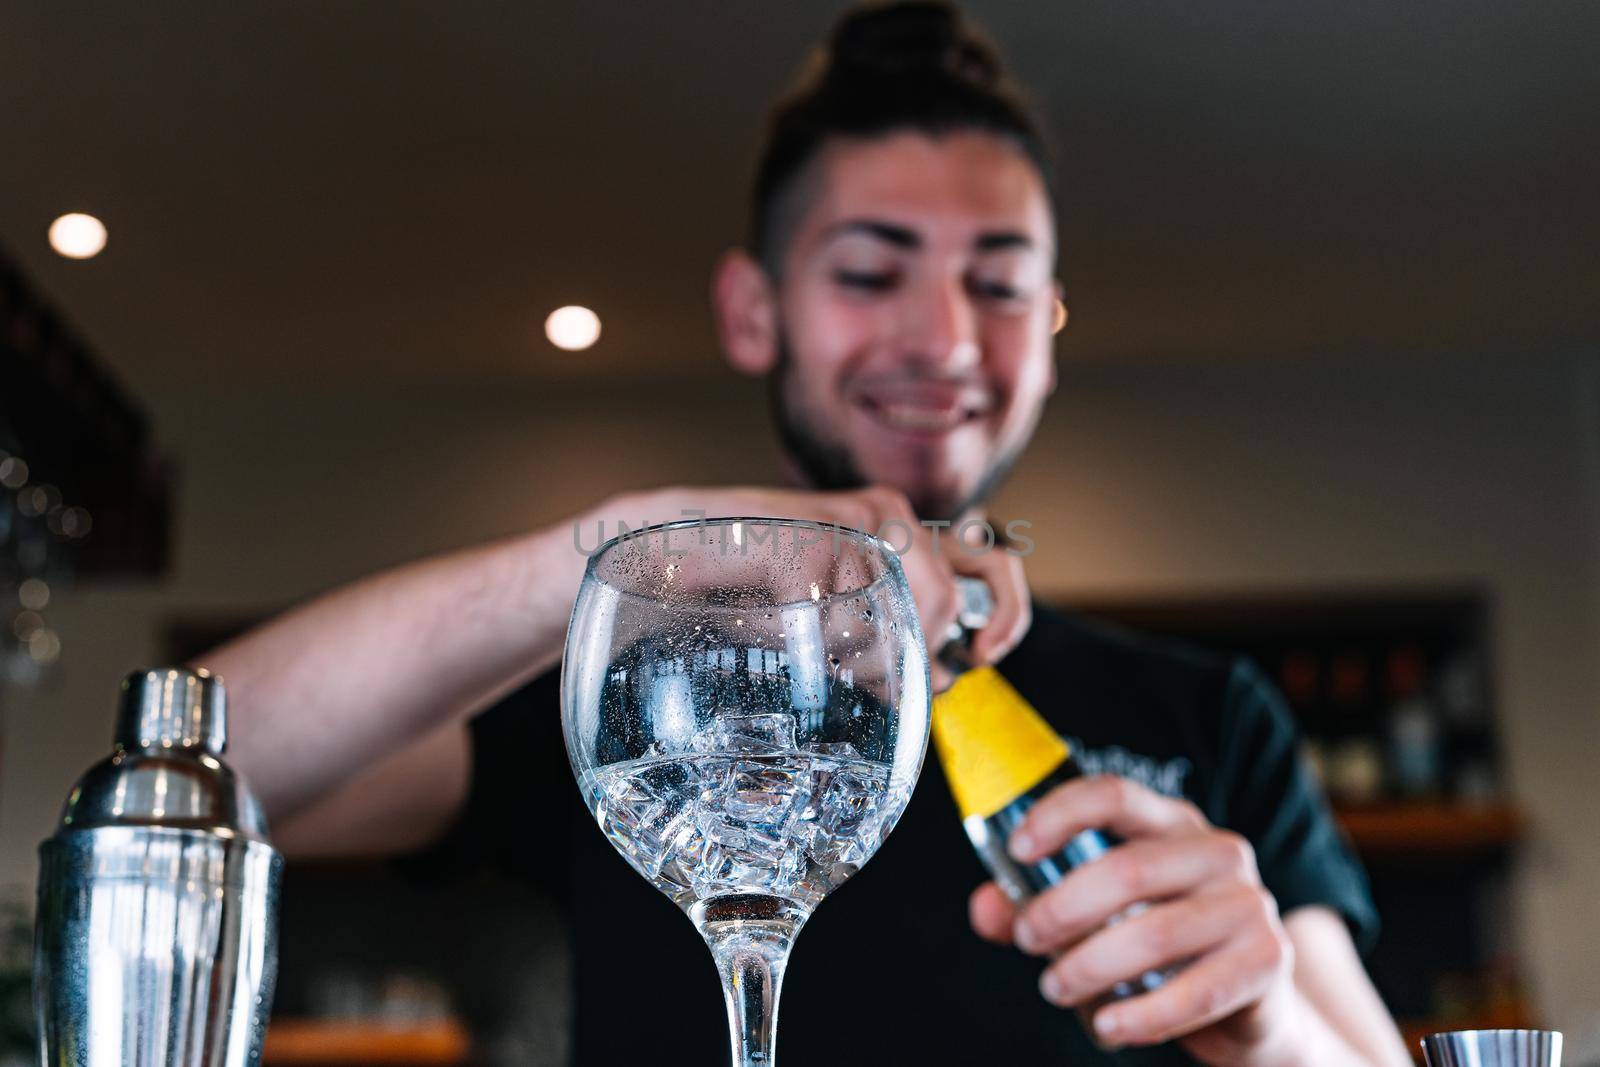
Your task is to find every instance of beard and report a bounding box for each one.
[767,331,1027,524]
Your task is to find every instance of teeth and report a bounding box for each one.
[876,404,965,431]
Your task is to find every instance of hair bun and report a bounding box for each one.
[827,2,1000,87]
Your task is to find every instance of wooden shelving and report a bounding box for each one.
[261,1018,470,1066]
[1335,802,1525,857]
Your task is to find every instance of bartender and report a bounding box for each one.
[203,4,1412,1065]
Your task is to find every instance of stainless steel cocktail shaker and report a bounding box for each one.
[34,668,282,1066]
[1423,1030,1563,1067]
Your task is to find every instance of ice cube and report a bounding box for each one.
[792,769,862,869]
[694,810,748,850]
[595,767,691,874]
[724,756,811,826]
[652,808,709,889]
[693,837,749,894]
[818,780,875,837]
[804,740,862,762]
[694,817,797,895]
[812,764,888,850]
[599,772,667,838]
[694,712,798,753]
[772,838,809,895]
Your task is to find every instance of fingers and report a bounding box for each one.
[952,547,1030,666]
[1013,833,1261,954]
[1034,884,1272,1010]
[1010,775,1210,864]
[624,485,1032,679]
[757,484,1027,672]
[880,512,960,684]
[857,490,1029,679]
[1086,904,1292,1047]
[838,487,967,685]
[969,881,1018,945]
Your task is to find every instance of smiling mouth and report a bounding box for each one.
[855,393,989,435]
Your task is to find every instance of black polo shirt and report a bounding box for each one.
[434,604,1377,1065]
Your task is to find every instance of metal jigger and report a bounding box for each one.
[1423,1030,1564,1067]
[34,668,283,1067]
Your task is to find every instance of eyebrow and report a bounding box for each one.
[821,218,1036,253]
[823,219,920,248]
[974,231,1034,252]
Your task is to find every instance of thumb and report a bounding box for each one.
[969,881,1019,945]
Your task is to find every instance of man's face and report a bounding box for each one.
[767,130,1058,521]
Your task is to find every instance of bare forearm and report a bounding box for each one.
[1224,910,1410,1067]
[198,482,973,830]
[1299,996,1396,1067]
[198,506,597,820]
[1180,982,1403,1067]
[1246,987,1397,1067]
[273,725,472,858]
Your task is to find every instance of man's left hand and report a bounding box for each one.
[968,775,1302,1067]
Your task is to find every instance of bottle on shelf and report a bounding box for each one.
[1385,646,1442,798]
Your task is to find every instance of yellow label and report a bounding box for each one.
[932,666,1069,819]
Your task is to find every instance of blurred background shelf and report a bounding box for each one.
[1335,802,1526,857]
[261,1018,470,1067]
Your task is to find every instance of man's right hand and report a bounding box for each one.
[601,485,1031,688]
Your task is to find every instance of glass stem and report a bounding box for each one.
[693,895,805,1067]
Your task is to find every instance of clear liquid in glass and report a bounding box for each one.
[583,712,910,914]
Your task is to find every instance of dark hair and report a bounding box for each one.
[751,1,1053,276]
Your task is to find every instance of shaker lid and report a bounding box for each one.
[117,667,227,754]
[54,667,269,837]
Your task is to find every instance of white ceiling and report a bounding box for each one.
[3,1,1597,396]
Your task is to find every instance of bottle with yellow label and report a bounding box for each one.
[932,664,1169,1003]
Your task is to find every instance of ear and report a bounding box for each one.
[711,249,780,376]
[1046,281,1066,396]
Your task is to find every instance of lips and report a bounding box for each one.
[851,380,993,437]
[866,401,976,432]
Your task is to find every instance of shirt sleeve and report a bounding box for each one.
[1216,658,1380,953]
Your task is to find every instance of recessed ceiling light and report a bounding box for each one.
[49,213,108,260]
[544,305,601,351]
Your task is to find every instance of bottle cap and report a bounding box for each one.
[932,666,1069,819]
[938,577,996,672]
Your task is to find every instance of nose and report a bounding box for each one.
[898,273,981,373]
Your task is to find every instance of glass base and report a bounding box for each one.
[691,894,809,1067]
